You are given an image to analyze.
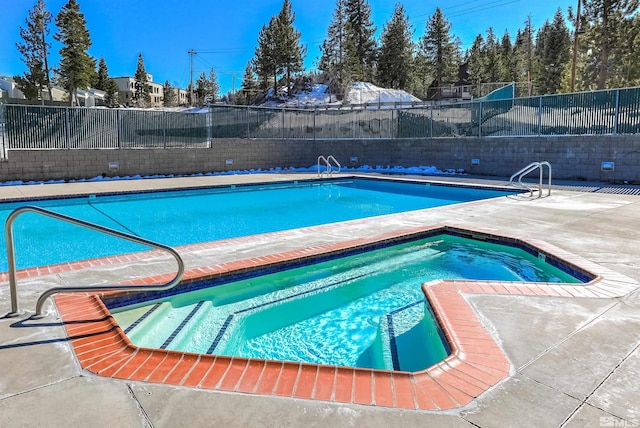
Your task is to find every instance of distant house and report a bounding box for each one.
[114,74,188,107]
[425,63,473,102]
[0,76,26,100]
[0,76,106,106]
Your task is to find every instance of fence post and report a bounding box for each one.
[246,106,250,138]
[0,103,5,157]
[282,107,285,139]
[313,108,316,142]
[390,109,394,139]
[163,111,168,149]
[478,101,483,138]
[614,88,620,135]
[116,108,121,149]
[64,107,71,149]
[538,96,543,136]
[206,107,212,148]
[430,105,433,138]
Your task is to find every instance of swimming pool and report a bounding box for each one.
[110,233,583,372]
[0,178,514,271]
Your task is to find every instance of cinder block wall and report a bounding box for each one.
[1,135,639,183]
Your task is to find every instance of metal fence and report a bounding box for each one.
[0,103,6,160]
[3,105,209,150]
[1,86,639,151]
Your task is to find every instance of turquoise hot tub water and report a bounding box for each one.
[0,178,513,271]
[110,234,584,372]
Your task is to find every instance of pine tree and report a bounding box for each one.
[239,62,258,104]
[16,0,53,103]
[500,30,516,83]
[207,68,220,103]
[418,7,461,100]
[344,0,378,81]
[535,9,571,94]
[467,34,487,96]
[95,57,110,91]
[132,53,151,107]
[253,21,277,91]
[483,28,503,84]
[319,0,350,98]
[162,80,176,107]
[376,4,413,90]
[195,72,208,105]
[274,0,305,93]
[580,0,639,89]
[614,12,640,86]
[55,0,95,106]
[104,78,120,107]
[513,17,535,95]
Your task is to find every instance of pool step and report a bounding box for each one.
[377,301,449,372]
[123,300,209,349]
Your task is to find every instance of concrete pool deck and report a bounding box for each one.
[1,173,639,427]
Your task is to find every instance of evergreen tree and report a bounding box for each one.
[580,0,639,89]
[207,67,220,103]
[92,57,119,107]
[467,34,487,96]
[104,78,120,108]
[253,20,277,91]
[344,0,378,81]
[418,7,460,100]
[55,0,95,106]
[535,9,571,94]
[132,53,151,107]
[376,4,413,90]
[614,12,640,86]
[274,0,305,93]
[16,0,54,103]
[195,72,208,105]
[95,57,110,91]
[239,61,258,104]
[483,28,503,84]
[319,0,350,98]
[499,30,516,82]
[513,17,535,95]
[162,80,176,107]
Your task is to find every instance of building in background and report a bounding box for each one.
[113,73,187,107]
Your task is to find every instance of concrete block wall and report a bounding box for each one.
[1,135,639,183]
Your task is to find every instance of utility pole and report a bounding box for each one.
[526,15,533,97]
[570,0,582,92]
[188,49,197,106]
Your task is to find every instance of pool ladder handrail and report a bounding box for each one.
[317,155,341,177]
[509,161,552,198]
[5,206,185,318]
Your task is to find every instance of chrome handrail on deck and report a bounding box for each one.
[317,155,342,177]
[509,161,552,198]
[5,206,185,318]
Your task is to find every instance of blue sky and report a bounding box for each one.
[2,0,576,94]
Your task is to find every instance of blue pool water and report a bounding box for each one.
[110,234,582,372]
[0,178,513,271]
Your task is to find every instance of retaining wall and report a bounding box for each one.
[1,135,639,183]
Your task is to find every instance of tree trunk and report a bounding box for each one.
[41,32,53,104]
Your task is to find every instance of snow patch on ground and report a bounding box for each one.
[0,165,465,187]
[347,82,421,106]
[268,81,421,108]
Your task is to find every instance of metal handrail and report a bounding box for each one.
[5,206,185,318]
[326,155,341,174]
[317,155,342,177]
[509,161,552,197]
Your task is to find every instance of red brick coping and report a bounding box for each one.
[47,225,637,410]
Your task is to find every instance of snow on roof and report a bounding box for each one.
[274,82,422,108]
[347,82,421,105]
